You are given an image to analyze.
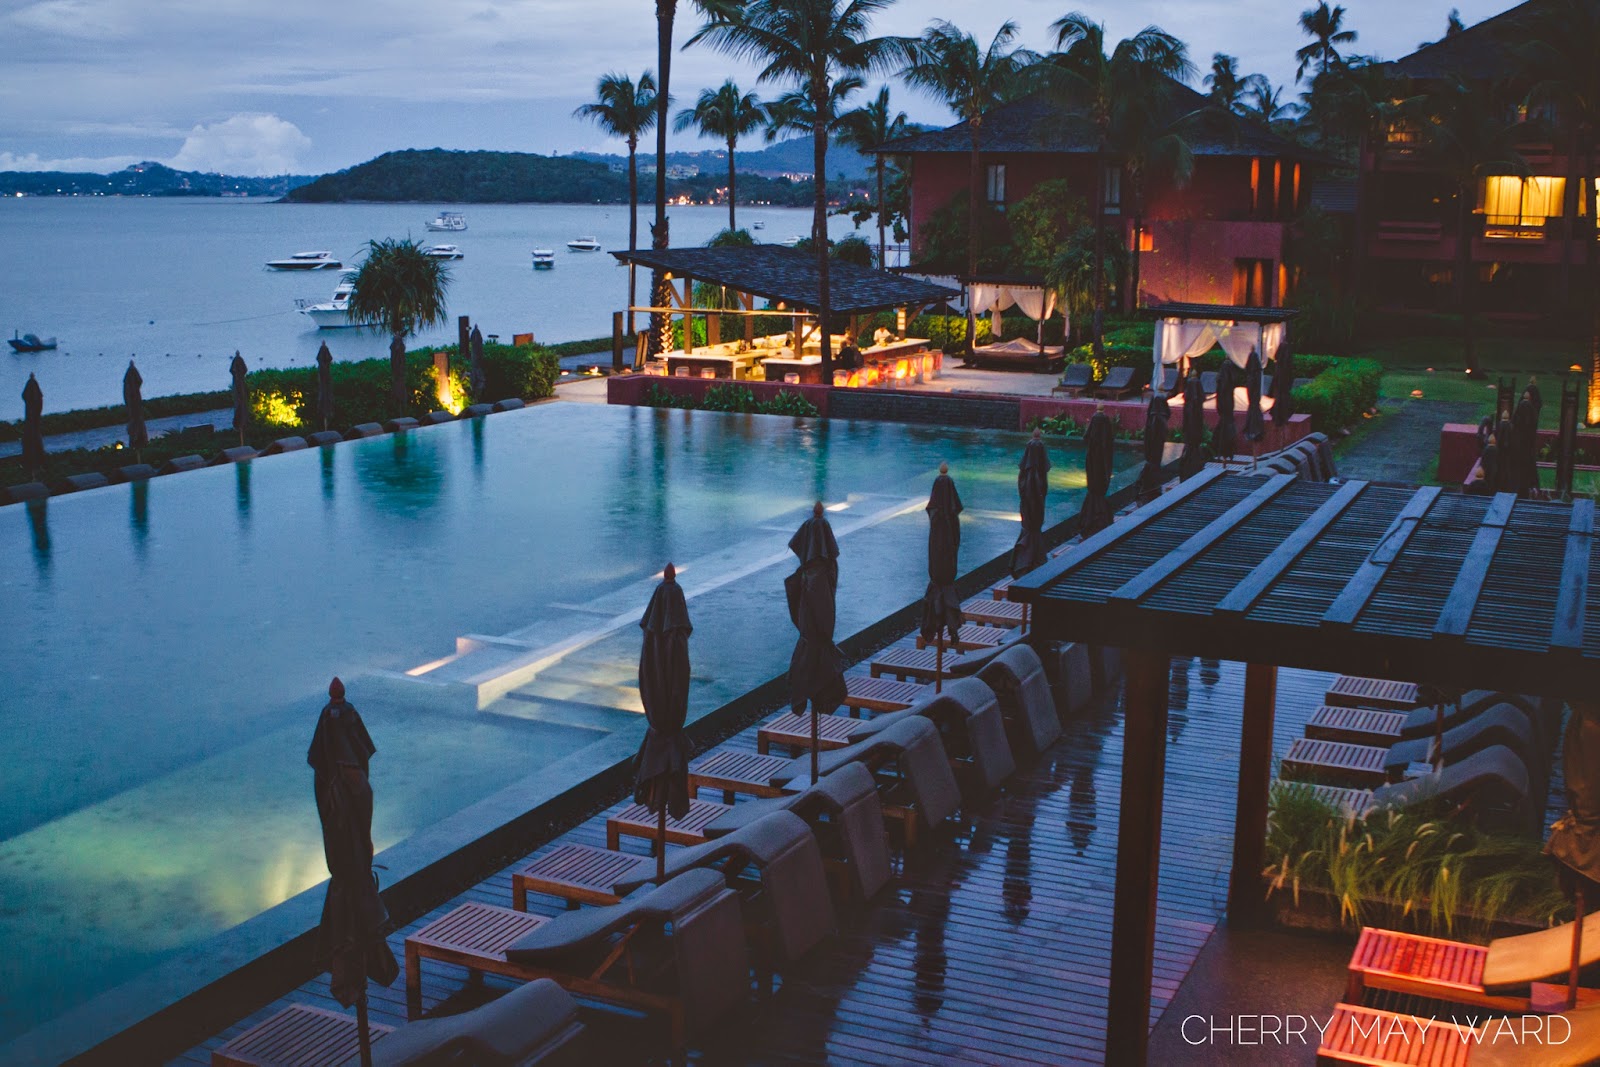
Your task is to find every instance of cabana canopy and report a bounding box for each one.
[1008,467,1596,1064]
[610,246,958,316]
[1148,303,1298,386]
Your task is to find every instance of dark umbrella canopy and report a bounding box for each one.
[1213,361,1238,460]
[229,352,250,439]
[469,325,486,400]
[1180,373,1207,478]
[634,566,694,820]
[1547,703,1600,885]
[1271,341,1295,426]
[1010,432,1051,578]
[1077,411,1115,536]
[308,678,398,1010]
[316,342,335,429]
[920,467,964,645]
[1510,397,1540,496]
[21,373,45,473]
[1139,395,1170,499]
[124,361,148,450]
[786,504,847,717]
[1494,418,1514,492]
[1243,351,1265,443]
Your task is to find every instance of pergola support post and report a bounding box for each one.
[1107,646,1169,1067]
[1228,662,1278,925]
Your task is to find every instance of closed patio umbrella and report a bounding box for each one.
[1139,395,1170,502]
[1546,702,1600,1009]
[1510,396,1539,496]
[124,360,148,455]
[921,464,963,693]
[308,678,397,1067]
[635,565,693,881]
[1271,340,1295,426]
[21,373,45,477]
[787,503,847,784]
[1243,350,1265,444]
[1213,360,1238,461]
[316,342,334,431]
[1077,410,1114,537]
[1010,430,1050,580]
[230,352,250,446]
[1180,373,1206,479]
[469,325,486,401]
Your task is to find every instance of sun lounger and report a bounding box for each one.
[991,581,1011,601]
[371,977,585,1066]
[973,642,1063,756]
[1325,676,1424,710]
[757,710,871,754]
[1345,909,1600,1013]
[1153,366,1179,394]
[959,596,1026,628]
[843,674,928,715]
[1093,365,1139,399]
[1054,363,1093,395]
[1317,1002,1600,1066]
[605,798,732,851]
[1275,781,1375,818]
[1280,738,1390,787]
[871,646,965,682]
[915,622,1008,653]
[1365,745,1535,833]
[1305,692,1538,747]
[969,337,1065,370]
[212,1005,396,1067]
[847,676,1016,792]
[702,763,892,901]
[613,810,835,968]
[514,843,651,910]
[688,750,794,803]
[1380,702,1541,782]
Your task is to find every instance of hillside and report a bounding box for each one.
[0,162,312,197]
[286,148,628,203]
[571,135,874,180]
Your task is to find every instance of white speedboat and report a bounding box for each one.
[426,211,467,231]
[567,236,602,252]
[266,250,341,271]
[296,272,364,329]
[781,235,805,247]
[422,244,463,260]
[531,248,556,270]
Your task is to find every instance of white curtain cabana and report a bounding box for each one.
[968,282,1066,346]
[1152,311,1292,391]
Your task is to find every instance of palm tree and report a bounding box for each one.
[902,20,1037,355]
[1050,13,1192,357]
[575,71,658,337]
[836,85,909,266]
[1205,54,1250,114]
[691,0,909,383]
[1296,3,1357,83]
[1245,77,1304,130]
[1411,78,1527,376]
[347,238,450,414]
[674,80,767,230]
[1517,0,1600,418]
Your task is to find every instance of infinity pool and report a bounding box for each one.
[0,401,1133,1059]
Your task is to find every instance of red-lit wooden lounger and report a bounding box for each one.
[1345,912,1600,1012]
[915,623,1008,652]
[406,870,747,1053]
[1316,1002,1600,1066]
[871,646,965,682]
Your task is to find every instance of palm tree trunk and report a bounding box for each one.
[650,0,676,356]
[727,137,738,232]
[966,128,980,357]
[1457,183,1478,376]
[813,74,833,382]
[628,138,639,338]
[1130,171,1145,314]
[876,161,886,268]
[1092,147,1107,360]
[390,333,407,414]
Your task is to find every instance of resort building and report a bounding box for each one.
[1362,0,1597,318]
[883,84,1319,310]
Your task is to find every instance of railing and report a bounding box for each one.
[1375,220,1443,243]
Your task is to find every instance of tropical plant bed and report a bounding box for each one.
[1264,882,1549,942]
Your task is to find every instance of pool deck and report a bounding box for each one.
[175,587,1349,1065]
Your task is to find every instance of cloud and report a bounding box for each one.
[0,150,142,172]
[9,0,129,40]
[166,113,311,176]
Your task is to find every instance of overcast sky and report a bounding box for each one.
[0,0,1516,176]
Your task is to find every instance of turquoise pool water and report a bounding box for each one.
[0,401,1133,1058]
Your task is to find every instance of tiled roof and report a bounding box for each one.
[1384,0,1563,81]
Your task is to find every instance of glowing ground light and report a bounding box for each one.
[1411,390,1424,398]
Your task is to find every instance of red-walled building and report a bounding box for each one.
[882,86,1320,309]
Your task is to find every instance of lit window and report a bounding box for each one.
[1103,165,1122,214]
[985,164,1006,208]
[1133,228,1154,252]
[1478,175,1566,238]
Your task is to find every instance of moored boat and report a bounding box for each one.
[426,211,467,231]
[421,244,463,260]
[266,250,341,271]
[531,248,556,270]
[296,272,364,329]
[566,236,602,252]
[8,332,57,352]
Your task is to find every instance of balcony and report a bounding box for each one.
[1375,220,1443,243]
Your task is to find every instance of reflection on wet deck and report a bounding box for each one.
[179,654,1333,1066]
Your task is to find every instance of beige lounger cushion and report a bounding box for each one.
[1480,910,1600,993]
[369,977,582,1066]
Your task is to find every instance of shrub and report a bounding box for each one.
[1291,357,1381,432]
[1062,341,1148,384]
[641,383,819,418]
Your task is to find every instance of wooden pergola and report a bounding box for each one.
[1007,467,1597,1064]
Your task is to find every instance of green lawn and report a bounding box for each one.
[1360,334,1586,430]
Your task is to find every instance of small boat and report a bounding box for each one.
[781,235,805,247]
[421,244,463,260]
[531,248,556,270]
[266,250,342,271]
[567,236,602,252]
[752,221,765,230]
[426,211,467,232]
[296,272,364,329]
[8,332,56,352]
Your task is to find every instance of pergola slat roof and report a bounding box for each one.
[609,246,958,315]
[1009,469,1599,698]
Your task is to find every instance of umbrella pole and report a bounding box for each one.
[656,805,667,883]
[1023,602,1030,636]
[1571,885,1585,1011]
[935,637,944,694]
[811,706,820,785]
[356,951,373,1067]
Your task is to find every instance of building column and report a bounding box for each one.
[1107,647,1170,1066]
[1228,663,1278,924]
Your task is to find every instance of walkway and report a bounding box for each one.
[0,407,232,460]
[178,617,1337,1064]
[1332,397,1480,484]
